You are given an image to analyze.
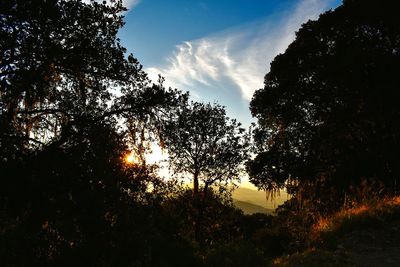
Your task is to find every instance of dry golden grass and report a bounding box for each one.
[312,195,400,241]
[272,195,400,267]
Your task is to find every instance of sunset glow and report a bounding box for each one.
[124,144,166,166]
[125,152,138,165]
[146,144,165,164]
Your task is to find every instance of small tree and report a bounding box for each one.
[164,101,250,197]
[163,101,250,240]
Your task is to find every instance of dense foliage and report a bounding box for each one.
[0,0,193,266]
[248,0,400,211]
[0,1,261,266]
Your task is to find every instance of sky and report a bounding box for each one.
[117,0,342,189]
[118,0,342,127]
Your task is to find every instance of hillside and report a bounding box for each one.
[272,197,400,267]
[233,200,274,215]
[232,187,289,212]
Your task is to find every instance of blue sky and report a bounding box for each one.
[118,0,342,127]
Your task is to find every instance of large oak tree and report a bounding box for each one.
[248,0,400,209]
[0,1,195,265]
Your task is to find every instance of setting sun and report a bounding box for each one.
[124,145,166,166]
[125,152,138,165]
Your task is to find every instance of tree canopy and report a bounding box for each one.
[0,1,195,266]
[0,0,184,158]
[162,101,250,241]
[163,101,250,197]
[248,0,400,208]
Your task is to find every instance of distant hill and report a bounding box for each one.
[233,200,274,215]
[232,187,290,212]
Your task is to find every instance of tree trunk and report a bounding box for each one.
[193,170,199,198]
[193,170,200,241]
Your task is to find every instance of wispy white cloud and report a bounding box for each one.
[146,0,335,101]
[86,0,141,10]
[122,0,140,10]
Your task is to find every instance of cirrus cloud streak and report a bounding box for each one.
[146,0,336,102]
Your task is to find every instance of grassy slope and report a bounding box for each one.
[272,196,400,267]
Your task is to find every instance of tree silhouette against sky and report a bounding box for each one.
[248,0,400,211]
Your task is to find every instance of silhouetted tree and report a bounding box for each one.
[0,0,183,157]
[164,102,250,198]
[163,101,250,240]
[2,0,127,154]
[0,1,196,266]
[248,0,400,210]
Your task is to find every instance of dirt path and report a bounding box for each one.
[337,218,400,267]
